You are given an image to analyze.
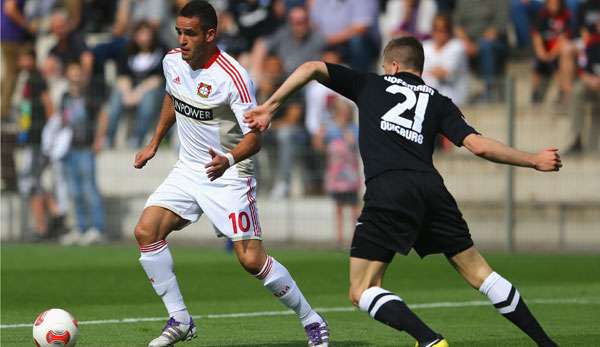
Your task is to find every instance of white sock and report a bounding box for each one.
[139,240,190,322]
[256,256,320,326]
[479,271,521,314]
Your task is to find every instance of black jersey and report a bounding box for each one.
[322,63,478,182]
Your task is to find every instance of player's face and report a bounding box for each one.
[175,16,216,63]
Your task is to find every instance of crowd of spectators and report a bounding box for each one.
[1,0,599,243]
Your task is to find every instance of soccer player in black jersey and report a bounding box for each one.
[245,37,561,347]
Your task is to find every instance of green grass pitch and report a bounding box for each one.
[2,244,599,346]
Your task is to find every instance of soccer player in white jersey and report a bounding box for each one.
[132,2,329,346]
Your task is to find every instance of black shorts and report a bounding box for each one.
[350,170,473,262]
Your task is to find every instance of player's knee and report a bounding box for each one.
[134,223,159,246]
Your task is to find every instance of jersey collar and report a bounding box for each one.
[394,72,425,84]
[202,48,221,69]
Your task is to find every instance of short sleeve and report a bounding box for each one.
[162,58,172,95]
[438,97,479,146]
[321,63,367,103]
[228,73,256,135]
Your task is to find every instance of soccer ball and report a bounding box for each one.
[32,308,79,347]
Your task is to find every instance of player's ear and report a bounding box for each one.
[205,28,217,43]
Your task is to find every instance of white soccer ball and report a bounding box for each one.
[32,308,79,347]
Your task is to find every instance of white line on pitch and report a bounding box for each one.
[2,298,597,329]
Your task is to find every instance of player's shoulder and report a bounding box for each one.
[214,50,250,79]
[164,48,182,60]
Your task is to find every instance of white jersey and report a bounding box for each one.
[163,48,256,177]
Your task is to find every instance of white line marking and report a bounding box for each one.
[2,298,597,329]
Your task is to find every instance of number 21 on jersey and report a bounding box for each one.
[379,84,430,144]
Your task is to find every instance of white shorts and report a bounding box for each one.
[145,163,262,241]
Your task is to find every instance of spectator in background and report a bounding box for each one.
[1,0,34,192]
[47,9,94,80]
[256,55,307,198]
[511,0,544,50]
[579,0,600,41]
[59,62,108,246]
[305,48,348,192]
[322,97,360,247]
[568,18,600,153]
[225,0,286,54]
[387,0,438,41]
[90,0,171,104]
[531,0,576,103]
[310,0,381,71]
[250,5,326,78]
[106,22,166,148]
[1,0,34,118]
[423,14,468,106]
[454,0,509,102]
[15,48,64,240]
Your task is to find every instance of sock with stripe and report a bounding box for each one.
[479,272,557,347]
[255,256,321,326]
[358,287,440,345]
[139,240,191,324]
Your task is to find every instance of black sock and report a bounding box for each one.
[359,287,439,345]
[480,272,557,347]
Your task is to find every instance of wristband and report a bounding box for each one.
[225,152,235,167]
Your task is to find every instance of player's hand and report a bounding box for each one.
[244,105,273,132]
[533,148,562,172]
[205,147,230,181]
[134,145,157,169]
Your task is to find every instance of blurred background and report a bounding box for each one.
[1,0,598,251]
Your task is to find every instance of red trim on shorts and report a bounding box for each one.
[202,48,220,69]
[140,240,168,253]
[246,177,261,237]
[216,55,251,103]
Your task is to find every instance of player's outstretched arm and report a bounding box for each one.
[134,94,176,169]
[244,61,330,132]
[205,131,262,181]
[463,134,562,171]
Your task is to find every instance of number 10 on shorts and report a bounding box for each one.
[229,212,251,234]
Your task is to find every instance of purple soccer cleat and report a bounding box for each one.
[148,317,197,347]
[304,315,329,347]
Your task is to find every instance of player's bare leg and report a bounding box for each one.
[135,206,196,347]
[233,239,329,347]
[449,246,557,347]
[349,257,447,347]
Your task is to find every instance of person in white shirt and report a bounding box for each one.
[422,14,469,106]
[132,2,329,347]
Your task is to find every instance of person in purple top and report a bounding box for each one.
[1,0,35,193]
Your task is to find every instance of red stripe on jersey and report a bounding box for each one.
[202,48,221,69]
[218,55,251,102]
[216,55,251,103]
[216,59,249,103]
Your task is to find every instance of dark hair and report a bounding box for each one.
[128,21,160,55]
[383,36,424,73]
[179,0,218,31]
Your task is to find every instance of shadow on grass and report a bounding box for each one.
[204,341,370,347]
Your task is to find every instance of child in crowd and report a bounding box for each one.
[322,98,361,247]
